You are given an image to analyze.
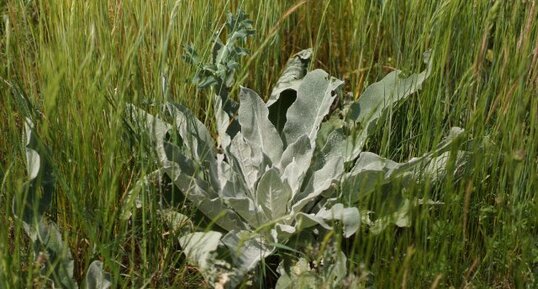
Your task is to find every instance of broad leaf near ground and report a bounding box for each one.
[37,219,78,289]
[179,231,223,270]
[84,261,112,289]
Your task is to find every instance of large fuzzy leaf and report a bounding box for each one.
[238,87,283,165]
[165,103,220,190]
[214,95,234,150]
[226,196,267,228]
[16,117,115,289]
[293,203,359,238]
[158,209,194,236]
[343,56,432,162]
[36,218,78,289]
[129,104,245,231]
[267,48,312,106]
[275,258,316,289]
[368,198,413,234]
[341,127,465,204]
[227,133,264,191]
[16,118,55,225]
[84,261,112,289]
[315,203,360,238]
[178,230,273,289]
[276,249,347,289]
[221,231,274,280]
[267,49,312,134]
[161,129,242,229]
[292,157,344,214]
[279,135,313,194]
[166,158,245,231]
[179,231,223,269]
[282,69,344,147]
[256,168,292,220]
[178,231,233,286]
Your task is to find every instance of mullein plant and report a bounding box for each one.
[126,10,469,289]
[12,94,111,289]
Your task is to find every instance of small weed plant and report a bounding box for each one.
[13,116,111,289]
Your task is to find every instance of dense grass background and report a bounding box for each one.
[1,0,537,288]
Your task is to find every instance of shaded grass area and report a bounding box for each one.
[1,0,536,288]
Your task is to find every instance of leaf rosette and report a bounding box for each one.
[128,47,466,288]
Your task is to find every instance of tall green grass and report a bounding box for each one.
[1,0,536,288]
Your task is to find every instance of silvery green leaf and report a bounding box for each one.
[315,203,360,238]
[216,154,233,189]
[158,209,193,236]
[16,118,55,225]
[294,212,331,232]
[220,164,250,200]
[341,152,399,204]
[24,118,40,180]
[282,69,344,147]
[344,56,432,162]
[226,196,266,228]
[256,168,292,219]
[417,151,468,183]
[313,127,348,171]
[275,250,347,289]
[279,135,313,194]
[17,118,78,289]
[273,224,296,242]
[268,48,312,106]
[238,87,283,164]
[279,134,311,170]
[227,133,264,191]
[373,127,465,178]
[275,258,317,289]
[201,198,248,232]
[162,153,245,231]
[221,230,274,283]
[214,95,233,150]
[159,141,211,195]
[178,231,224,272]
[316,117,346,157]
[185,179,245,231]
[133,107,245,231]
[121,169,163,221]
[292,203,359,238]
[330,250,348,284]
[292,157,344,213]
[84,261,111,289]
[37,219,78,289]
[342,127,465,204]
[165,103,219,190]
[369,198,412,235]
[126,104,171,145]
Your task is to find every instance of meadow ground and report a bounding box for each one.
[1,1,537,288]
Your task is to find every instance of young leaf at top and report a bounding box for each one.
[256,168,293,220]
[268,48,312,106]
